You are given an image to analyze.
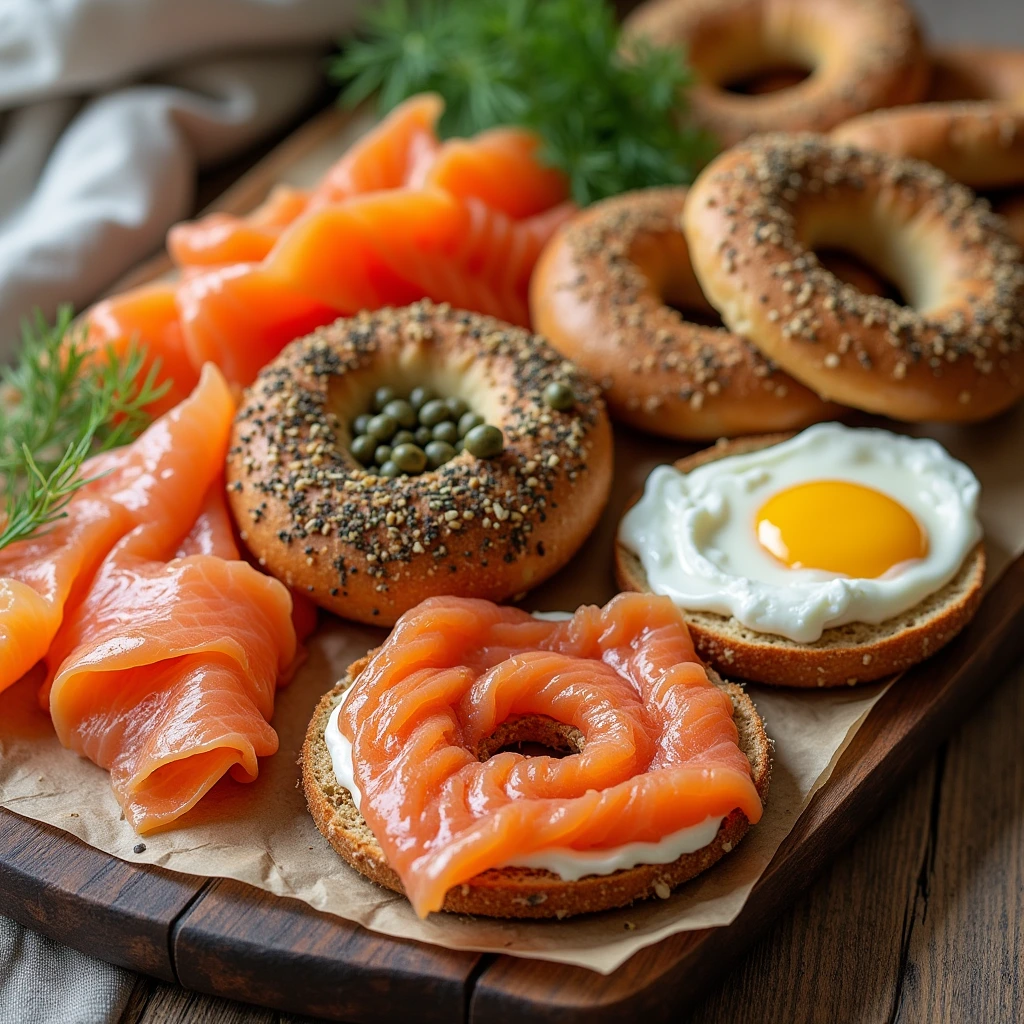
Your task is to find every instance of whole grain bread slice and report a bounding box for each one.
[301,652,771,920]
[614,434,986,688]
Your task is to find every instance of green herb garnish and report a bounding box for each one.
[0,306,169,550]
[332,0,716,205]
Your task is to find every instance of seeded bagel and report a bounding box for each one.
[614,434,986,688]
[301,654,771,919]
[227,302,613,626]
[530,187,840,439]
[683,134,1024,423]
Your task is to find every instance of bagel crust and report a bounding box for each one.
[529,187,839,439]
[928,46,1024,104]
[683,134,1024,422]
[622,0,928,148]
[832,101,1024,190]
[301,656,772,919]
[614,434,987,688]
[227,302,613,626]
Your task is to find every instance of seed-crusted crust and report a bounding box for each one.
[614,433,987,688]
[301,653,771,919]
[683,134,1024,422]
[927,46,1024,104]
[832,101,1024,190]
[530,187,839,439]
[227,301,613,626]
[622,0,928,148]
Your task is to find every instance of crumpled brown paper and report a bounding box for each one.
[2,404,1021,975]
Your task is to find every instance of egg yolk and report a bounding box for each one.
[755,480,928,578]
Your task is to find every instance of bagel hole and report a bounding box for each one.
[476,715,583,762]
[815,248,909,307]
[663,298,726,330]
[723,64,812,95]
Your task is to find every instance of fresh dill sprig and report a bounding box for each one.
[331,0,716,205]
[0,306,169,550]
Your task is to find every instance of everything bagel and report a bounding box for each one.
[683,134,1024,423]
[226,301,613,625]
[622,0,928,148]
[530,187,838,439]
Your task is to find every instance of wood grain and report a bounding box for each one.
[0,807,205,982]
[172,877,482,1024]
[469,553,1024,1023]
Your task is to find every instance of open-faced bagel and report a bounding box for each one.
[529,187,839,439]
[683,134,1024,423]
[302,652,771,918]
[614,434,987,688]
[928,46,1024,104]
[226,301,613,626]
[622,0,928,148]
[832,102,1024,190]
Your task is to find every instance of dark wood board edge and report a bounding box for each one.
[469,550,1024,1023]
[0,807,207,982]
[171,877,484,1024]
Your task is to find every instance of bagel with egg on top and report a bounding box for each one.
[622,0,928,148]
[530,187,840,439]
[615,425,986,688]
[683,134,1024,423]
[227,301,613,626]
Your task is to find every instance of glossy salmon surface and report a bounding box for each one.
[78,94,573,404]
[0,366,298,831]
[339,593,762,917]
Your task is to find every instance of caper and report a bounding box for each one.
[419,398,449,427]
[392,429,416,447]
[353,413,372,436]
[445,396,469,419]
[414,425,432,446]
[374,444,393,467]
[373,386,397,413]
[464,424,504,458]
[392,443,427,474]
[457,411,484,437]
[409,386,435,411]
[379,460,401,478]
[350,434,376,465]
[543,381,575,411]
[367,413,398,441]
[383,399,416,429]
[432,420,459,444]
[424,439,457,469]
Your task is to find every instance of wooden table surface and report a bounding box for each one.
[24,1,1018,1022]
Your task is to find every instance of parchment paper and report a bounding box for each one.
[1,404,1022,975]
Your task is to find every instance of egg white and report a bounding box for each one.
[618,422,982,643]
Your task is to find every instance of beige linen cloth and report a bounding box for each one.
[0,1,362,1021]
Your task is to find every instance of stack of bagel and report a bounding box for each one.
[531,0,1024,438]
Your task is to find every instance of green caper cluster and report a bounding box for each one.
[349,385,504,477]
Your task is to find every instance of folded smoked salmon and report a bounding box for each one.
[303,593,770,918]
[0,365,299,831]
[82,93,575,404]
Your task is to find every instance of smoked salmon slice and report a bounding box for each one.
[0,365,298,830]
[81,283,199,416]
[167,185,309,268]
[339,593,762,917]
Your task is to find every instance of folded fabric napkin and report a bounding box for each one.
[0,0,364,354]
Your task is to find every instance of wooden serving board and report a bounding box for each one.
[3,105,1024,1024]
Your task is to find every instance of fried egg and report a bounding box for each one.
[618,423,982,643]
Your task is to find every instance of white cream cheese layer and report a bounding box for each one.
[324,701,724,882]
[617,422,982,643]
